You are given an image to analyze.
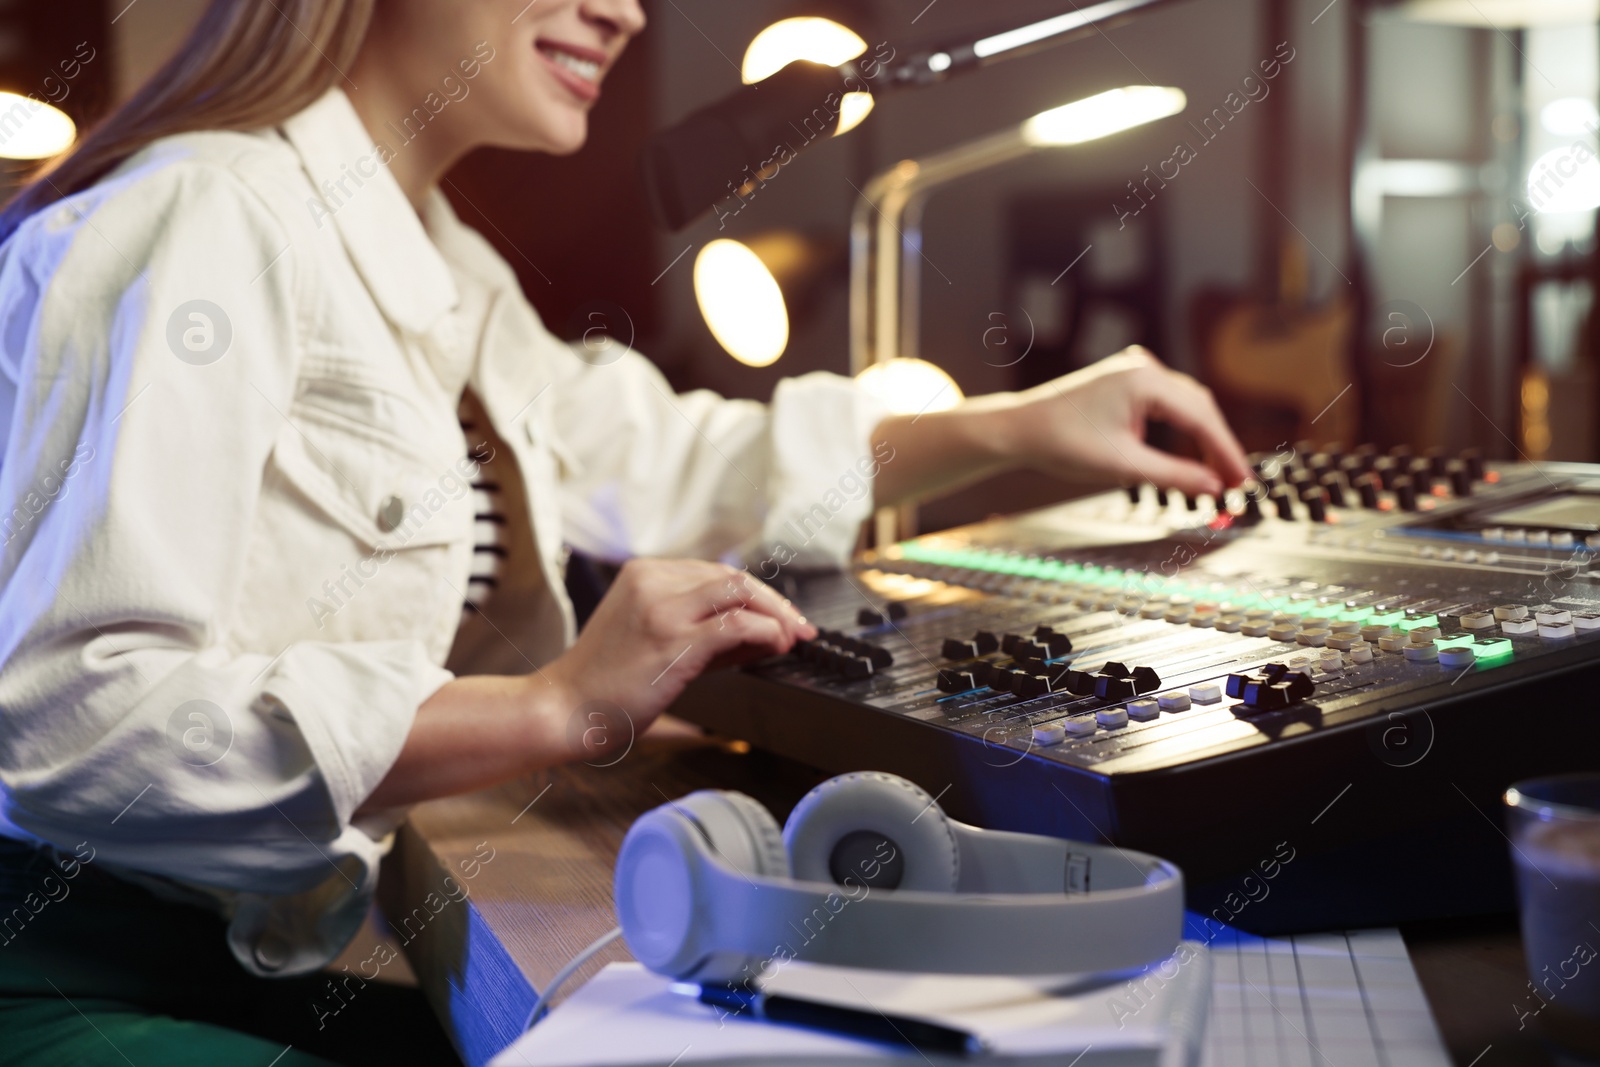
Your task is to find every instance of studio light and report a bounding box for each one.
[742,16,875,136]
[0,93,75,159]
[1526,144,1600,214]
[854,357,963,415]
[693,231,845,367]
[1021,85,1188,146]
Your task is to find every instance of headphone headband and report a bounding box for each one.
[615,772,1185,982]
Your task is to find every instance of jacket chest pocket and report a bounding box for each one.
[279,376,474,552]
[243,377,475,656]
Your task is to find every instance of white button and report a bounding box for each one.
[1483,551,1501,564]
[1553,532,1575,548]
[1506,529,1527,544]
[1214,614,1244,633]
[1379,634,1410,653]
[1404,642,1439,662]
[1461,550,1480,562]
[1494,605,1528,621]
[1539,621,1577,640]
[1482,527,1505,541]
[1438,646,1476,667]
[1244,609,1275,620]
[1461,612,1495,630]
[1536,609,1573,625]
[1164,608,1192,624]
[1348,644,1375,664]
[1096,707,1129,727]
[1268,624,1299,642]
[1575,613,1600,631]
[1360,625,1392,642]
[1241,621,1273,637]
[1328,633,1359,650]
[1529,530,1550,546]
[1330,619,1362,634]
[1502,618,1538,635]
[1158,691,1192,711]
[1297,628,1330,646]
[1408,626,1442,643]
[1272,614,1302,627]
[1128,699,1161,721]
[1189,682,1223,704]
[1032,722,1066,746]
[1137,602,1166,618]
[1064,718,1098,737]
[1319,653,1344,674]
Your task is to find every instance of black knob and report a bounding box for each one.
[968,660,998,688]
[1155,487,1170,508]
[1393,475,1417,511]
[1289,468,1316,490]
[1319,473,1346,507]
[1185,492,1199,511]
[1355,473,1381,508]
[857,608,884,627]
[1309,452,1333,477]
[866,646,894,669]
[937,668,976,693]
[1447,459,1472,497]
[1338,455,1366,479]
[1271,485,1297,520]
[1240,491,1263,523]
[1461,447,1485,481]
[1061,669,1097,696]
[1389,444,1413,464]
[1125,484,1141,504]
[1408,457,1434,492]
[886,601,908,621]
[1294,439,1317,460]
[1373,456,1399,489]
[1426,446,1450,476]
[1132,666,1161,693]
[1304,488,1328,523]
[971,631,1000,655]
[1094,674,1138,701]
[941,638,979,660]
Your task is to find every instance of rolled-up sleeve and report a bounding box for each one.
[0,154,448,974]
[544,341,890,569]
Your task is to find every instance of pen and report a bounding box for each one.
[690,981,986,1055]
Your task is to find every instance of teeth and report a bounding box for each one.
[542,47,599,82]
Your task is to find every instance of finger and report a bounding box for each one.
[672,571,811,644]
[1121,440,1225,498]
[1144,374,1252,487]
[695,609,789,660]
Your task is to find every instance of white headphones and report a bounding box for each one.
[614,771,1184,984]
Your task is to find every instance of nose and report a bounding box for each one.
[584,0,647,40]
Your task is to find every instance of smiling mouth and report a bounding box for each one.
[537,43,602,83]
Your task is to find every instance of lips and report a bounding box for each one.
[537,39,606,102]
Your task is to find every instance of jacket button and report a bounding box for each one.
[253,932,289,972]
[377,494,405,532]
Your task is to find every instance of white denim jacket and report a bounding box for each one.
[0,88,885,976]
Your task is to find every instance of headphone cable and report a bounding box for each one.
[523,925,624,1031]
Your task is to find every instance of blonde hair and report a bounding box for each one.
[0,0,373,241]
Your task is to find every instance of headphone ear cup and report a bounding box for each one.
[615,789,789,984]
[682,789,791,881]
[784,772,959,892]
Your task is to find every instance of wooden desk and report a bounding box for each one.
[381,719,1555,1067]
[377,717,827,1067]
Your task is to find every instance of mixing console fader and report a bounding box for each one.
[674,447,1600,932]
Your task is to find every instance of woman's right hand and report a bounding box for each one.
[540,558,815,760]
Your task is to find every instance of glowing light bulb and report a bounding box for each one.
[1022,86,1187,147]
[0,93,76,159]
[694,239,789,367]
[855,358,964,416]
[1542,97,1600,136]
[742,16,874,136]
[1526,144,1600,214]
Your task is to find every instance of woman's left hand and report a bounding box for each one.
[871,346,1252,507]
[985,346,1252,497]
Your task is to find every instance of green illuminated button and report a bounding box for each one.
[1365,611,1406,627]
[1473,637,1514,662]
[1399,614,1440,631]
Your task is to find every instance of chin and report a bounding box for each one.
[540,115,590,155]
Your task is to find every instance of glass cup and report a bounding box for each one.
[1505,774,1600,1060]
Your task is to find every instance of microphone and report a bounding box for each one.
[639,60,859,233]
[638,0,1188,231]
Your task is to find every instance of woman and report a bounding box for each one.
[0,0,1249,1063]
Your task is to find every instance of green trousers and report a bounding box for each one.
[0,837,460,1066]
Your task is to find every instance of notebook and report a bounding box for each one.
[490,925,1453,1067]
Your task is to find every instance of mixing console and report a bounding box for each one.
[674,446,1600,932]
